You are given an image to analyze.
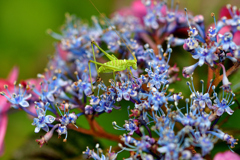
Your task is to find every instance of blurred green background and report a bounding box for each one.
[1,0,240,159]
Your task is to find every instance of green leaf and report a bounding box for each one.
[229,69,240,93]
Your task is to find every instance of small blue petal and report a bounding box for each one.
[45,115,55,124]
[42,124,49,132]
[19,100,29,107]
[34,127,41,133]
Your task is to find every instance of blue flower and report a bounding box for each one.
[123,119,139,136]
[212,94,235,116]
[208,26,217,39]
[144,12,159,29]
[72,73,92,99]
[184,38,199,50]
[33,82,57,102]
[149,90,167,111]
[94,98,115,113]
[68,113,77,124]
[192,47,218,66]
[193,132,214,156]
[157,143,179,159]
[61,36,82,50]
[116,87,131,101]
[102,30,120,44]
[32,104,55,133]
[85,105,93,115]
[207,129,238,148]
[83,144,121,160]
[1,84,31,109]
[57,103,79,126]
[57,126,68,142]
[218,32,237,52]
[60,115,70,126]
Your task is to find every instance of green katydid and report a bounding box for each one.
[87,0,138,91]
[88,41,137,91]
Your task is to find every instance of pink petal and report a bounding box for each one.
[117,7,133,16]
[223,151,240,160]
[216,26,231,42]
[219,6,240,19]
[0,99,10,113]
[132,0,147,19]
[25,78,42,90]
[116,0,147,24]
[57,43,68,60]
[219,7,232,19]
[0,80,12,91]
[233,31,240,45]
[0,114,8,156]
[214,152,226,160]
[226,52,232,56]
[214,151,240,160]
[219,26,231,35]
[7,66,19,83]
[160,5,167,16]
[27,104,37,119]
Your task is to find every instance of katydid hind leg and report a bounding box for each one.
[89,60,119,71]
[88,60,118,90]
[88,61,94,91]
[128,68,137,83]
[91,42,99,76]
[91,41,116,61]
[113,71,116,86]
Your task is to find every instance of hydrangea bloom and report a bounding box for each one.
[1,1,240,159]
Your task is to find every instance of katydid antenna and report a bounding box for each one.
[88,0,137,61]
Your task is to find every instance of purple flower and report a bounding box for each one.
[219,64,232,91]
[36,124,59,147]
[182,62,198,78]
[123,119,139,135]
[85,105,93,115]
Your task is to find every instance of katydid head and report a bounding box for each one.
[128,60,137,70]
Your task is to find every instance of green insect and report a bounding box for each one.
[87,0,138,91]
[88,41,137,91]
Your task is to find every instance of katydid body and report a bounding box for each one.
[88,41,137,91]
[98,60,137,73]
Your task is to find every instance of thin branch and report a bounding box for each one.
[139,32,158,54]
[209,62,240,95]
[68,124,121,142]
[86,115,96,132]
[92,119,105,132]
[207,66,214,89]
